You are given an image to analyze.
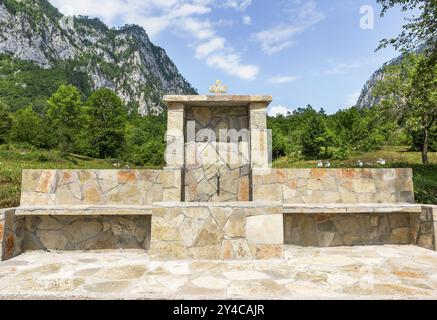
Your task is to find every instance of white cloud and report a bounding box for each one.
[206,54,258,80]
[346,92,360,107]
[179,18,215,40]
[195,37,225,58]
[256,25,301,54]
[254,0,324,55]
[243,15,251,25]
[223,0,252,11]
[268,106,294,117]
[168,4,211,19]
[267,75,297,84]
[49,0,259,81]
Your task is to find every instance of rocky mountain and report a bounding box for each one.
[356,55,403,109]
[0,0,197,114]
[356,44,428,109]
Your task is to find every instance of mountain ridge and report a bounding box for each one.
[355,55,403,109]
[356,44,428,109]
[0,0,197,114]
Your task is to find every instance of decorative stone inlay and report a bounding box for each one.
[184,105,251,202]
[150,202,283,260]
[253,168,415,204]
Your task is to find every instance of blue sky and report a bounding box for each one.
[49,0,410,115]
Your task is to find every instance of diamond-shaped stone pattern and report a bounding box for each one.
[184,106,250,202]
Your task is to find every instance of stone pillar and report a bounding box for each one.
[165,103,185,169]
[0,208,22,261]
[150,203,284,260]
[413,205,437,251]
[0,209,4,261]
[249,102,270,169]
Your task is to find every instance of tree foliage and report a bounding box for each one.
[0,101,12,144]
[84,88,127,159]
[47,85,84,153]
[373,52,436,164]
[8,106,47,147]
[377,0,437,52]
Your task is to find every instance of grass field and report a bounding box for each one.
[1,145,436,208]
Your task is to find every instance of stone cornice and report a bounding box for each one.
[163,95,272,108]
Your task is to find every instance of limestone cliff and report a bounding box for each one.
[0,0,197,114]
[356,55,403,109]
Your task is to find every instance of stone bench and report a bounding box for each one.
[2,168,436,262]
[282,203,436,249]
[1,205,154,261]
[2,202,285,261]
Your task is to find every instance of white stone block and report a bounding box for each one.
[246,215,283,245]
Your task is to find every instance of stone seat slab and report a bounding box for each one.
[14,205,155,216]
[153,201,282,208]
[283,203,422,214]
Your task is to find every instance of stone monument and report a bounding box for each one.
[1,86,436,262]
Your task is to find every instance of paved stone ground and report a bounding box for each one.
[0,245,437,300]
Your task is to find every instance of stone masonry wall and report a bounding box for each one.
[17,215,151,251]
[253,168,415,204]
[1,210,151,258]
[20,169,182,206]
[150,203,283,260]
[411,205,437,251]
[284,212,413,247]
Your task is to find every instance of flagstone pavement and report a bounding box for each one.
[1,245,437,300]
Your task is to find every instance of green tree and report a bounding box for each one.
[85,88,127,158]
[268,115,290,159]
[123,113,166,166]
[0,100,12,144]
[373,53,437,164]
[47,84,84,153]
[377,0,437,52]
[9,106,46,147]
[300,108,327,158]
[408,51,437,163]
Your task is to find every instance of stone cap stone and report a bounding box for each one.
[15,205,155,216]
[153,201,282,208]
[163,95,273,108]
[283,203,423,214]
